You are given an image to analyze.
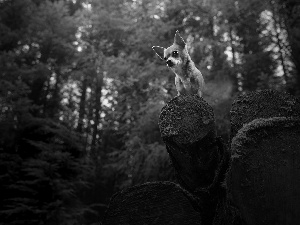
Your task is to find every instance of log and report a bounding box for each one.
[102,90,300,225]
[159,94,229,225]
[213,199,246,225]
[158,94,220,191]
[102,181,202,225]
[230,89,300,140]
[227,117,300,225]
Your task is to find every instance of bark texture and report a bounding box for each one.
[103,89,300,225]
[103,181,202,225]
[230,89,300,139]
[158,94,220,191]
[158,94,228,225]
[227,117,300,225]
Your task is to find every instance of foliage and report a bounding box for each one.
[0,118,91,225]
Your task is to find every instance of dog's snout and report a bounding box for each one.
[166,60,174,67]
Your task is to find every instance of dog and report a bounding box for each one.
[152,30,204,97]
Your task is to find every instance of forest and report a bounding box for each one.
[0,0,299,224]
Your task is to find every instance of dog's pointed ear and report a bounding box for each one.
[174,30,185,48]
[152,46,165,60]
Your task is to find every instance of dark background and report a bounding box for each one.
[0,0,299,224]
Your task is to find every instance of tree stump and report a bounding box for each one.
[158,94,222,191]
[227,117,300,225]
[158,94,228,225]
[102,181,202,225]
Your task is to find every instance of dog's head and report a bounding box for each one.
[152,31,189,70]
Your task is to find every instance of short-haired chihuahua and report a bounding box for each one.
[152,30,204,97]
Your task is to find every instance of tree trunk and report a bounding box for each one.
[229,25,238,92]
[49,68,61,118]
[280,0,300,93]
[77,74,88,133]
[270,1,289,84]
[91,68,103,160]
